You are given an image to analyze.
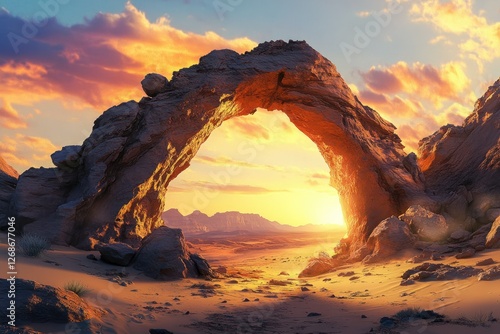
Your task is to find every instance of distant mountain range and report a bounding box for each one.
[162,209,337,235]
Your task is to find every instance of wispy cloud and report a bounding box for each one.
[0,98,27,129]
[0,134,58,169]
[410,0,500,72]
[168,180,288,194]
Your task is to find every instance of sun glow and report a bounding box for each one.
[165,109,346,228]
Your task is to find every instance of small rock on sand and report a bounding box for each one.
[149,330,173,334]
[476,258,495,266]
[307,312,322,317]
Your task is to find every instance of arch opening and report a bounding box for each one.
[163,108,346,228]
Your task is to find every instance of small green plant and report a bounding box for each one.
[64,281,90,297]
[19,234,50,257]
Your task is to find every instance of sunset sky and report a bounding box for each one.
[1,0,499,226]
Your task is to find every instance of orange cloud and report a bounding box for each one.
[0,99,27,129]
[410,0,500,71]
[359,90,424,118]
[193,155,280,171]
[360,61,471,108]
[0,134,59,170]
[0,3,256,111]
[396,115,440,153]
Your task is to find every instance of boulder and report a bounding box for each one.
[449,229,471,243]
[478,265,500,281]
[476,258,495,266]
[133,227,200,280]
[486,208,500,223]
[364,216,415,261]
[99,242,137,266]
[0,279,104,325]
[190,253,214,277]
[141,73,168,97]
[469,223,492,249]
[399,205,449,242]
[298,258,336,278]
[51,145,82,169]
[485,217,500,248]
[455,248,475,259]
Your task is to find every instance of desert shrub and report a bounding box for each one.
[394,307,444,321]
[456,312,496,327]
[64,281,90,297]
[19,234,50,257]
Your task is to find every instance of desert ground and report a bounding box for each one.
[1,229,499,334]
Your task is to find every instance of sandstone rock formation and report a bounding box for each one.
[419,78,500,225]
[363,216,415,262]
[399,205,449,242]
[0,279,104,325]
[0,156,17,230]
[133,226,213,280]
[99,242,137,266]
[4,40,499,272]
[486,217,500,248]
[400,262,482,285]
[9,40,429,251]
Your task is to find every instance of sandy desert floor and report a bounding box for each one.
[1,229,499,334]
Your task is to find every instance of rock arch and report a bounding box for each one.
[13,40,429,251]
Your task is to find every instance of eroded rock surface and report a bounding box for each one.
[419,79,500,223]
[363,216,415,262]
[0,279,104,325]
[400,262,482,285]
[486,217,500,248]
[10,40,428,251]
[400,205,449,242]
[133,226,213,280]
[99,242,137,266]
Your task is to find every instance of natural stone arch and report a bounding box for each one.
[14,40,429,251]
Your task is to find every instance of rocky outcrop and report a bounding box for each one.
[0,279,104,325]
[133,226,213,280]
[362,216,415,262]
[0,156,18,230]
[8,40,429,251]
[399,205,449,241]
[485,217,500,248]
[478,265,500,281]
[400,263,482,285]
[418,78,500,224]
[99,242,137,266]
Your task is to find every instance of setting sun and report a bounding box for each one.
[164,109,346,227]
